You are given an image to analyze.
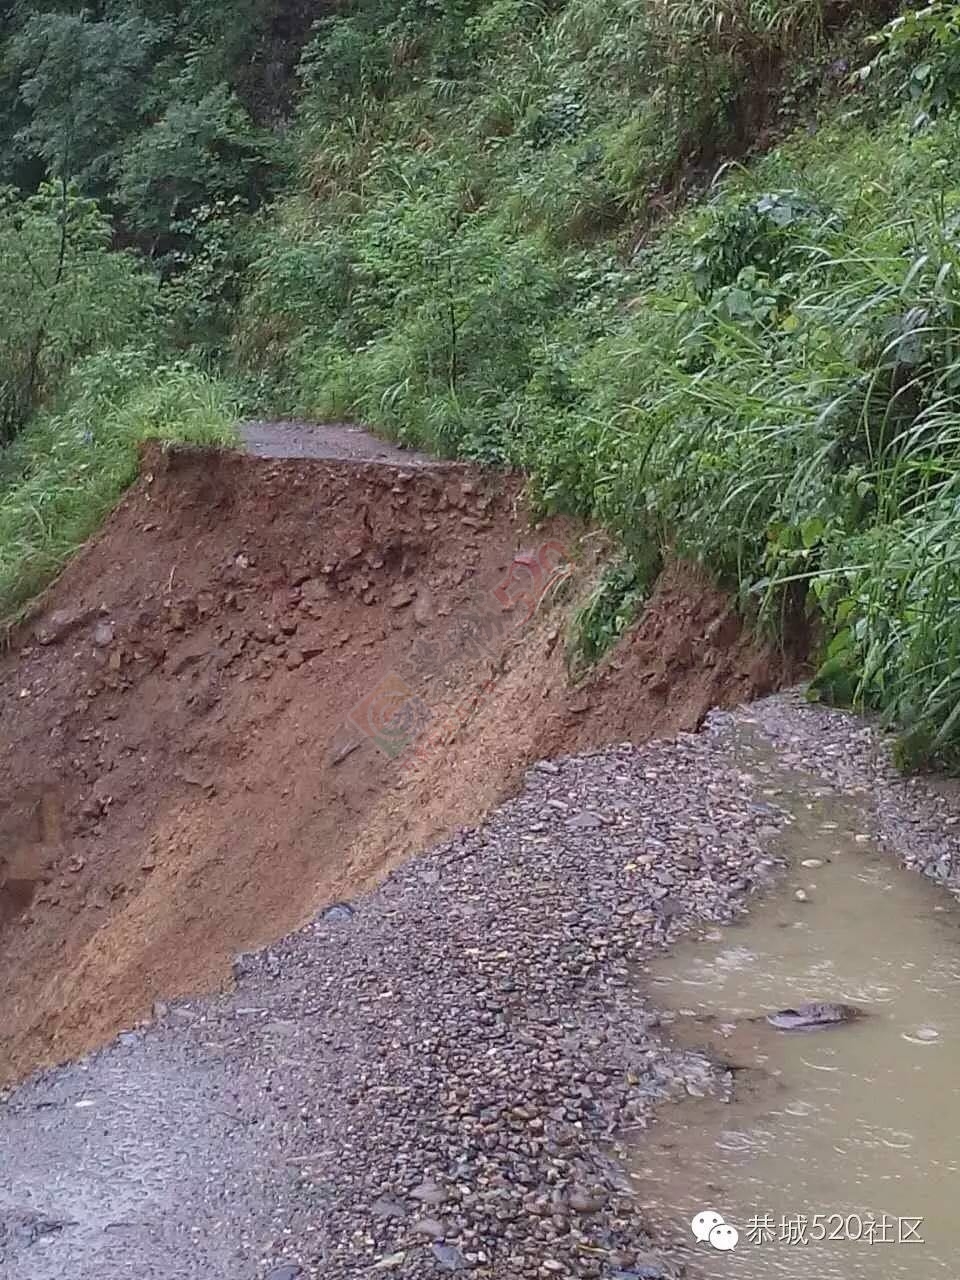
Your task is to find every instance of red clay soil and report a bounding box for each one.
[0,444,799,1085]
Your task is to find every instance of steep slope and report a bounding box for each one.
[0,440,794,1084]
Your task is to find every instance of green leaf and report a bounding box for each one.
[801,517,825,548]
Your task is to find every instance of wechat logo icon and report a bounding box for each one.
[691,1209,739,1251]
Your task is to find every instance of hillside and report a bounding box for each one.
[7,10,960,1278]
[3,0,960,764]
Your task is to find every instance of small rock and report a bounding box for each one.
[568,1187,605,1214]
[654,895,684,918]
[412,1216,446,1239]
[800,858,825,868]
[413,588,434,627]
[37,607,93,646]
[566,811,602,831]
[285,649,304,671]
[534,761,560,775]
[431,1243,468,1271]
[321,902,355,923]
[370,1196,407,1220]
[411,1180,448,1207]
[266,1265,302,1280]
[388,585,416,609]
[93,621,115,648]
[612,1258,672,1280]
[794,888,809,902]
[766,1002,863,1030]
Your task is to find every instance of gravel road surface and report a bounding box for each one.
[238,422,450,465]
[3,693,959,1280]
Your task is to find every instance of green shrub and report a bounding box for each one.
[570,556,658,670]
[0,354,238,618]
[0,183,158,442]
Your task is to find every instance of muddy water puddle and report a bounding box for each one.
[633,731,960,1277]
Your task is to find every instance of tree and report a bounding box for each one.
[0,182,157,441]
[5,10,160,194]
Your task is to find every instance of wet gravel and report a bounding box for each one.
[3,692,959,1280]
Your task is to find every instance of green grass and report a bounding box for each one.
[569,556,655,672]
[234,1,960,769]
[0,352,238,620]
[537,111,960,768]
[6,0,960,769]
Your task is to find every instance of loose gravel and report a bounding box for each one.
[2,691,959,1280]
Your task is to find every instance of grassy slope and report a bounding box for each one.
[0,356,237,620]
[5,0,960,769]
[238,0,960,768]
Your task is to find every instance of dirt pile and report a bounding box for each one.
[0,443,798,1084]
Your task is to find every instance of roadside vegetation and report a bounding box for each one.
[5,0,960,767]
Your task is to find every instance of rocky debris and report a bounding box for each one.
[610,1255,675,1280]
[765,1002,864,1030]
[431,1243,469,1270]
[321,902,356,923]
[4,693,960,1280]
[189,726,785,1280]
[388,585,417,610]
[35,607,97,647]
[92,620,116,648]
[0,708,787,1279]
[727,693,960,896]
[413,587,434,628]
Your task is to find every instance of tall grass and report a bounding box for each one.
[544,117,960,768]
[0,352,238,619]
[234,0,960,766]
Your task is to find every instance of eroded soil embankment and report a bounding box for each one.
[0,443,795,1084]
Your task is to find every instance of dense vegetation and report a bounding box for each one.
[5,0,960,768]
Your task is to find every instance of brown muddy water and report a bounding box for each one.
[633,738,960,1278]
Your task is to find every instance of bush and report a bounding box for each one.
[0,183,158,442]
[0,353,238,618]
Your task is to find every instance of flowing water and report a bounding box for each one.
[632,735,960,1278]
